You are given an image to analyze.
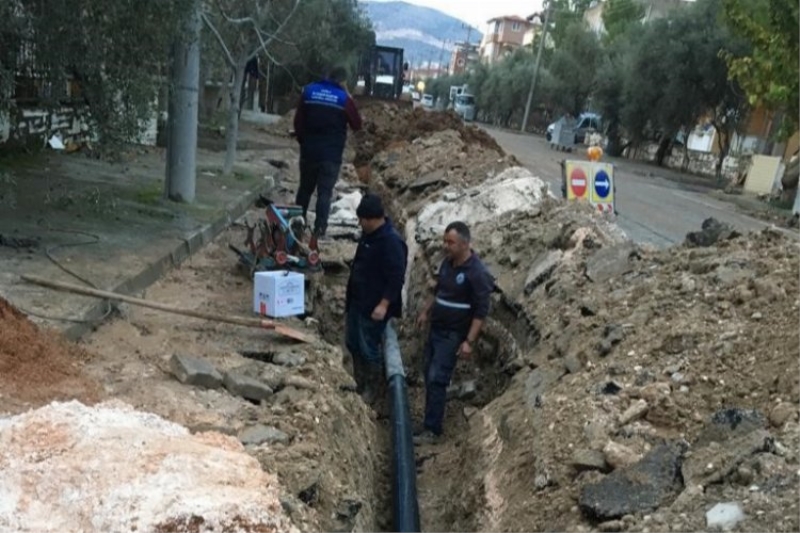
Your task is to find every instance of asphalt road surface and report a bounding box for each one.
[487,128,787,247]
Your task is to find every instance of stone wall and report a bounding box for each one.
[0,106,92,147]
[0,105,158,148]
[628,142,748,181]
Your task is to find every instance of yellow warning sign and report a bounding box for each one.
[564,161,590,201]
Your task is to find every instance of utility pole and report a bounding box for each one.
[165,0,201,203]
[520,1,551,133]
[461,22,473,46]
[437,39,448,78]
[459,22,475,74]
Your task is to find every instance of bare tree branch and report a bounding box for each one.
[213,0,256,25]
[246,0,301,61]
[201,12,236,68]
[258,51,303,92]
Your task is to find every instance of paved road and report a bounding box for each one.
[487,128,786,247]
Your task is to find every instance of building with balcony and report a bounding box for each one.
[479,15,534,64]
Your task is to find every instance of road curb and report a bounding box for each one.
[61,184,271,340]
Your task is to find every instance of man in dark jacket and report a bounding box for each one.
[293,66,362,238]
[414,221,494,444]
[345,193,408,403]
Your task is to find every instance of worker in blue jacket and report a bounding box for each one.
[345,193,408,404]
[293,66,362,239]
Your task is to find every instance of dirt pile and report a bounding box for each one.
[352,101,510,167]
[341,102,523,216]
[0,399,298,533]
[402,200,800,531]
[0,297,102,411]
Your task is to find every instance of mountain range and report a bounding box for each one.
[359,1,482,68]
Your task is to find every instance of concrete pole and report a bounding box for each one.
[520,1,551,133]
[165,0,201,203]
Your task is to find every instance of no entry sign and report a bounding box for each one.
[570,167,587,198]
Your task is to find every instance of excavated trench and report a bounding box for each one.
[280,102,800,532]
[307,185,541,532]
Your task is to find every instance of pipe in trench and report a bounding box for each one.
[384,321,421,533]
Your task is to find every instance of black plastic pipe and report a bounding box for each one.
[384,322,421,532]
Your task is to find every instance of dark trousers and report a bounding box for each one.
[345,311,387,367]
[296,159,341,236]
[422,327,463,436]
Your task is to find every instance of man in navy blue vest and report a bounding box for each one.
[414,221,494,444]
[345,193,408,404]
[293,67,363,238]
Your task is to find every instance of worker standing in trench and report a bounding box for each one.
[414,221,493,445]
[293,66,362,240]
[345,193,408,404]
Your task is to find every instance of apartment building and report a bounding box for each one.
[479,15,534,64]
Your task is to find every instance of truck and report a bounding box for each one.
[355,45,408,101]
[447,85,475,121]
[453,93,476,121]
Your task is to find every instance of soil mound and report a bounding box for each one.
[0,297,102,409]
[353,101,506,166]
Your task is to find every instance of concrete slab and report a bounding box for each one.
[223,372,274,402]
[170,353,223,389]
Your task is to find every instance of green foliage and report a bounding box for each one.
[548,0,594,49]
[722,0,799,137]
[548,22,600,115]
[601,0,645,42]
[6,0,193,143]
[0,1,25,110]
[603,0,749,155]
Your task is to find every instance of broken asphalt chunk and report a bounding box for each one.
[579,442,686,520]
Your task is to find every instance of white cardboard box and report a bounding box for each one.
[253,270,305,318]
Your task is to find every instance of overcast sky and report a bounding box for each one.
[369,0,546,31]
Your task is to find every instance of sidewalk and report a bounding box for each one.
[0,120,297,339]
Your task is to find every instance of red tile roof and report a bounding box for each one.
[487,14,530,23]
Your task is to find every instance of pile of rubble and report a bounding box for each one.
[346,103,799,532]
[0,100,796,533]
[425,211,799,532]
[0,400,298,533]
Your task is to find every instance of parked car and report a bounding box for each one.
[546,112,601,143]
[421,94,434,108]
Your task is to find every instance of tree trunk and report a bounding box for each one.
[223,61,246,176]
[681,143,689,172]
[164,1,201,203]
[714,125,731,184]
[655,136,671,167]
[605,120,623,157]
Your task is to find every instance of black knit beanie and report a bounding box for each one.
[356,193,385,219]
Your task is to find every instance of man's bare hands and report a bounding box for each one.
[371,302,388,321]
[457,341,473,358]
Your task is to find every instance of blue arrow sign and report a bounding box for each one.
[594,170,611,198]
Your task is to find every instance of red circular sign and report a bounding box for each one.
[570,167,587,197]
